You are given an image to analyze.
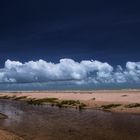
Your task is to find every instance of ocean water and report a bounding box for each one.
[0,81,140,91]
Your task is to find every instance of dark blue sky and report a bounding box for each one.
[0,0,140,67]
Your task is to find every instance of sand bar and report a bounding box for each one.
[0,90,140,113]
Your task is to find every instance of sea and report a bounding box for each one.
[0,81,139,91]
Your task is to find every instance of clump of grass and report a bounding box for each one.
[0,95,12,99]
[55,100,86,109]
[0,95,87,109]
[60,100,80,106]
[26,99,43,105]
[55,102,63,108]
[54,100,80,108]
[39,98,58,103]
[78,103,87,110]
[13,96,27,101]
[101,104,121,109]
[0,95,28,101]
[26,98,58,105]
[125,103,140,108]
[9,95,17,99]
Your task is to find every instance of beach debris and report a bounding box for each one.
[121,95,128,97]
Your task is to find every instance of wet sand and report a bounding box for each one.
[0,100,140,140]
[0,90,140,113]
[0,111,23,140]
[0,113,7,119]
[0,129,23,140]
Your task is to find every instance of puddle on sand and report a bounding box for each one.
[0,100,140,140]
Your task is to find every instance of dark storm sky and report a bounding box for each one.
[0,0,140,67]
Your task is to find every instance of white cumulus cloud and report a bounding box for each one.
[0,58,140,85]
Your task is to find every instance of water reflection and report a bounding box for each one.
[0,100,140,140]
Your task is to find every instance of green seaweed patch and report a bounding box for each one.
[46,99,87,109]
[26,99,43,105]
[101,104,121,109]
[0,95,28,101]
[38,98,58,103]
[60,100,80,106]
[125,103,140,108]
[13,96,28,100]
[78,103,87,110]
[55,100,86,109]
[0,95,12,99]
[55,100,80,108]
[26,98,59,105]
[55,102,63,108]
[0,95,87,109]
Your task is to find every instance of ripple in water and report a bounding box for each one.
[0,100,140,140]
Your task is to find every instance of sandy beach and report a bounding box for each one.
[0,90,140,113]
[0,91,140,140]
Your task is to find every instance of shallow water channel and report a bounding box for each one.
[0,100,140,140]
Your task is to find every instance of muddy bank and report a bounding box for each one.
[0,113,23,140]
[0,129,24,140]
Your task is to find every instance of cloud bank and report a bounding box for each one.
[0,59,140,85]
